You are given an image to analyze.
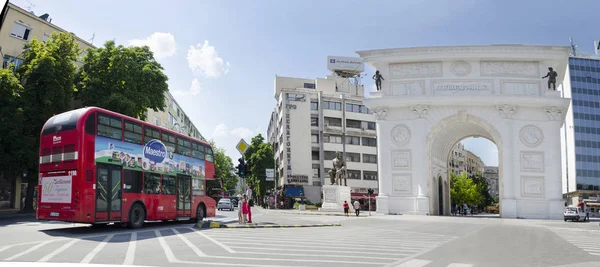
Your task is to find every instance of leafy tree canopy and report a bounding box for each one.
[76,40,168,120]
[243,134,274,199]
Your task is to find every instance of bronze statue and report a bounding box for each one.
[328,152,347,186]
[542,67,558,91]
[373,70,384,91]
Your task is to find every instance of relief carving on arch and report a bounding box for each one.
[520,151,544,172]
[521,176,544,197]
[391,125,411,146]
[392,174,412,194]
[520,125,544,148]
[544,106,563,121]
[410,105,429,119]
[391,150,411,170]
[372,107,388,120]
[497,104,517,119]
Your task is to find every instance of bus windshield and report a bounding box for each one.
[41,109,84,135]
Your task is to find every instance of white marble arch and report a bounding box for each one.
[359,45,571,219]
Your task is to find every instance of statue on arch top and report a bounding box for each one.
[542,67,558,91]
[373,70,384,91]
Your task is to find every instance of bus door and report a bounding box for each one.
[176,174,192,218]
[95,163,122,222]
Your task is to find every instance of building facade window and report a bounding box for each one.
[312,164,320,177]
[42,33,50,42]
[10,22,31,40]
[2,56,24,68]
[311,116,319,126]
[168,113,174,126]
[345,136,360,145]
[323,101,342,110]
[304,83,316,89]
[347,170,361,179]
[324,151,337,160]
[311,134,319,143]
[323,135,342,144]
[345,152,361,162]
[310,101,318,110]
[363,154,377,164]
[346,103,372,114]
[346,119,361,129]
[362,137,377,147]
[324,117,342,127]
[363,171,378,180]
[312,151,320,160]
[366,122,376,130]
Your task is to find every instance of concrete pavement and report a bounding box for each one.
[0,207,599,266]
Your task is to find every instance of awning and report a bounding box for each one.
[586,202,600,207]
[285,187,305,197]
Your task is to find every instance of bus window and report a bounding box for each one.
[162,132,176,154]
[41,109,82,135]
[177,137,191,157]
[162,175,176,195]
[97,113,123,140]
[124,120,143,144]
[123,170,143,193]
[192,142,205,159]
[144,126,160,144]
[85,113,96,135]
[205,145,214,162]
[143,173,161,194]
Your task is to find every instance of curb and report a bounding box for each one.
[389,213,403,215]
[282,212,368,217]
[194,220,341,229]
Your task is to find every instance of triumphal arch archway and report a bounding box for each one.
[360,45,570,219]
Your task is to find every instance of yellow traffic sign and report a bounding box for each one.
[236,139,249,155]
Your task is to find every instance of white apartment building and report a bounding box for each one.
[267,75,379,204]
[145,91,203,140]
[448,142,485,177]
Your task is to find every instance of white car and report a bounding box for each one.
[217,198,234,211]
[564,206,587,222]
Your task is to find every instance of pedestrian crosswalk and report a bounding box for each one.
[549,227,600,256]
[0,225,457,267]
[391,259,474,267]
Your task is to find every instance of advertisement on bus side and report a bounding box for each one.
[94,136,206,178]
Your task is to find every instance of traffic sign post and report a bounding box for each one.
[236,139,249,156]
[265,169,274,181]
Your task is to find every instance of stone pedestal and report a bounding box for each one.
[321,185,351,212]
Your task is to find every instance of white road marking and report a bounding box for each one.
[4,241,52,261]
[193,229,236,253]
[123,232,137,265]
[173,259,312,267]
[228,246,412,256]
[155,230,178,262]
[38,239,78,262]
[447,264,473,267]
[232,250,401,261]
[393,259,432,267]
[80,234,113,263]
[172,228,206,257]
[0,245,14,253]
[220,240,425,252]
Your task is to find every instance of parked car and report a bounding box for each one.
[564,206,587,222]
[217,198,234,211]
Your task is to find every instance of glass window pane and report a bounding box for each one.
[162,175,176,195]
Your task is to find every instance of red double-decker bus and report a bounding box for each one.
[36,107,216,228]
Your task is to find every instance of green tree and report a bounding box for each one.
[75,41,168,120]
[18,32,81,212]
[0,68,27,186]
[450,171,482,206]
[208,141,237,192]
[472,173,493,208]
[243,134,274,200]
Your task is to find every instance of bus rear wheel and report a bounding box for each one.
[194,205,205,223]
[128,203,145,229]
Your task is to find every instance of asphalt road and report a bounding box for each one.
[0,208,599,267]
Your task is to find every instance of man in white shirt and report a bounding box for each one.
[353,200,361,217]
[246,184,253,223]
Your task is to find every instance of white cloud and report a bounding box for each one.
[230,127,254,140]
[187,40,230,78]
[128,32,177,60]
[172,79,202,97]
[212,123,229,138]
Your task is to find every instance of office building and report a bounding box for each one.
[483,166,499,198]
[267,72,378,205]
[448,142,485,177]
[562,50,600,211]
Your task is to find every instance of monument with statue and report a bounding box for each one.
[320,152,351,212]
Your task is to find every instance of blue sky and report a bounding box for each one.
[8,0,599,165]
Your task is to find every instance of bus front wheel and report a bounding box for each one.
[194,205,205,223]
[128,203,145,229]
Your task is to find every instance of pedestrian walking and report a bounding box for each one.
[585,207,590,222]
[343,201,349,217]
[353,200,360,217]
[246,184,253,223]
[241,194,249,224]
